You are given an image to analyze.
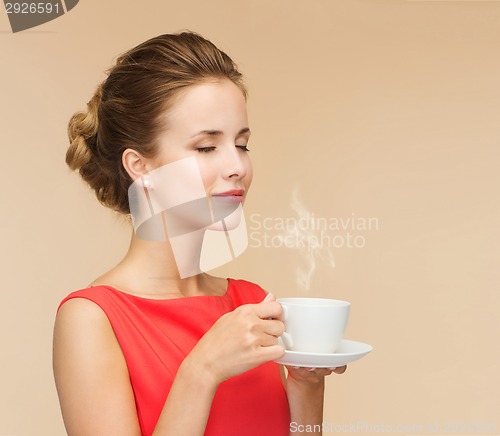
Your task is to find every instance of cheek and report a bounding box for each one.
[245,161,253,187]
[196,160,219,190]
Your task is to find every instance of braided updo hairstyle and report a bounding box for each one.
[66,31,247,215]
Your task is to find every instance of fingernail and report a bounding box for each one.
[329,367,338,370]
[307,367,315,372]
[263,293,274,302]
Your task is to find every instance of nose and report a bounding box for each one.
[221,146,248,180]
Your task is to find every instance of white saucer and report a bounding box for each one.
[274,339,373,368]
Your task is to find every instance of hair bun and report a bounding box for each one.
[65,86,102,171]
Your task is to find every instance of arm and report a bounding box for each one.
[282,365,347,435]
[53,298,142,435]
[53,295,285,435]
[154,296,285,433]
[151,354,219,435]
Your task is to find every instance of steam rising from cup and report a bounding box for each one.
[277,187,335,292]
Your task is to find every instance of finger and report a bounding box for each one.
[260,319,285,337]
[287,366,334,377]
[314,368,335,376]
[262,292,275,302]
[256,343,285,362]
[285,365,304,372]
[333,365,347,374]
[255,301,283,320]
[259,334,279,347]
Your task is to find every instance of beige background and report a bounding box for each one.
[1,0,499,435]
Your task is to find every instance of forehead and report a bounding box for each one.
[164,79,248,135]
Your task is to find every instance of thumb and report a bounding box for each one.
[262,292,275,302]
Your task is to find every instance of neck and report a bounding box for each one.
[109,222,213,297]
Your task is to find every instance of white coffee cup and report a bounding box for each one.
[277,298,350,354]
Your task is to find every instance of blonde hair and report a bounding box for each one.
[66,31,247,214]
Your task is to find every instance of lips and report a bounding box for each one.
[212,189,245,203]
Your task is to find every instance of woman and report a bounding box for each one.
[53,31,346,436]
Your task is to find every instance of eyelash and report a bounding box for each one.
[197,145,250,153]
[197,147,216,153]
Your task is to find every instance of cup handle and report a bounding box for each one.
[279,331,294,350]
[278,305,293,349]
[281,305,288,321]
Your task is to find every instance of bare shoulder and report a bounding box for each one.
[53,298,141,435]
[56,297,108,326]
[54,298,118,355]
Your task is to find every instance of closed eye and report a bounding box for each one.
[197,146,216,153]
[237,145,250,152]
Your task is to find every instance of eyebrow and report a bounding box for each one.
[190,127,251,138]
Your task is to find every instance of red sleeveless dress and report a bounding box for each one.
[58,278,290,436]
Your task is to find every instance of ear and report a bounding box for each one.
[122,148,150,184]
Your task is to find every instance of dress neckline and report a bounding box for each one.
[89,278,234,302]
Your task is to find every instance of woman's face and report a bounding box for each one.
[151,79,253,204]
[127,78,251,262]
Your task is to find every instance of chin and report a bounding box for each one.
[206,204,243,231]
